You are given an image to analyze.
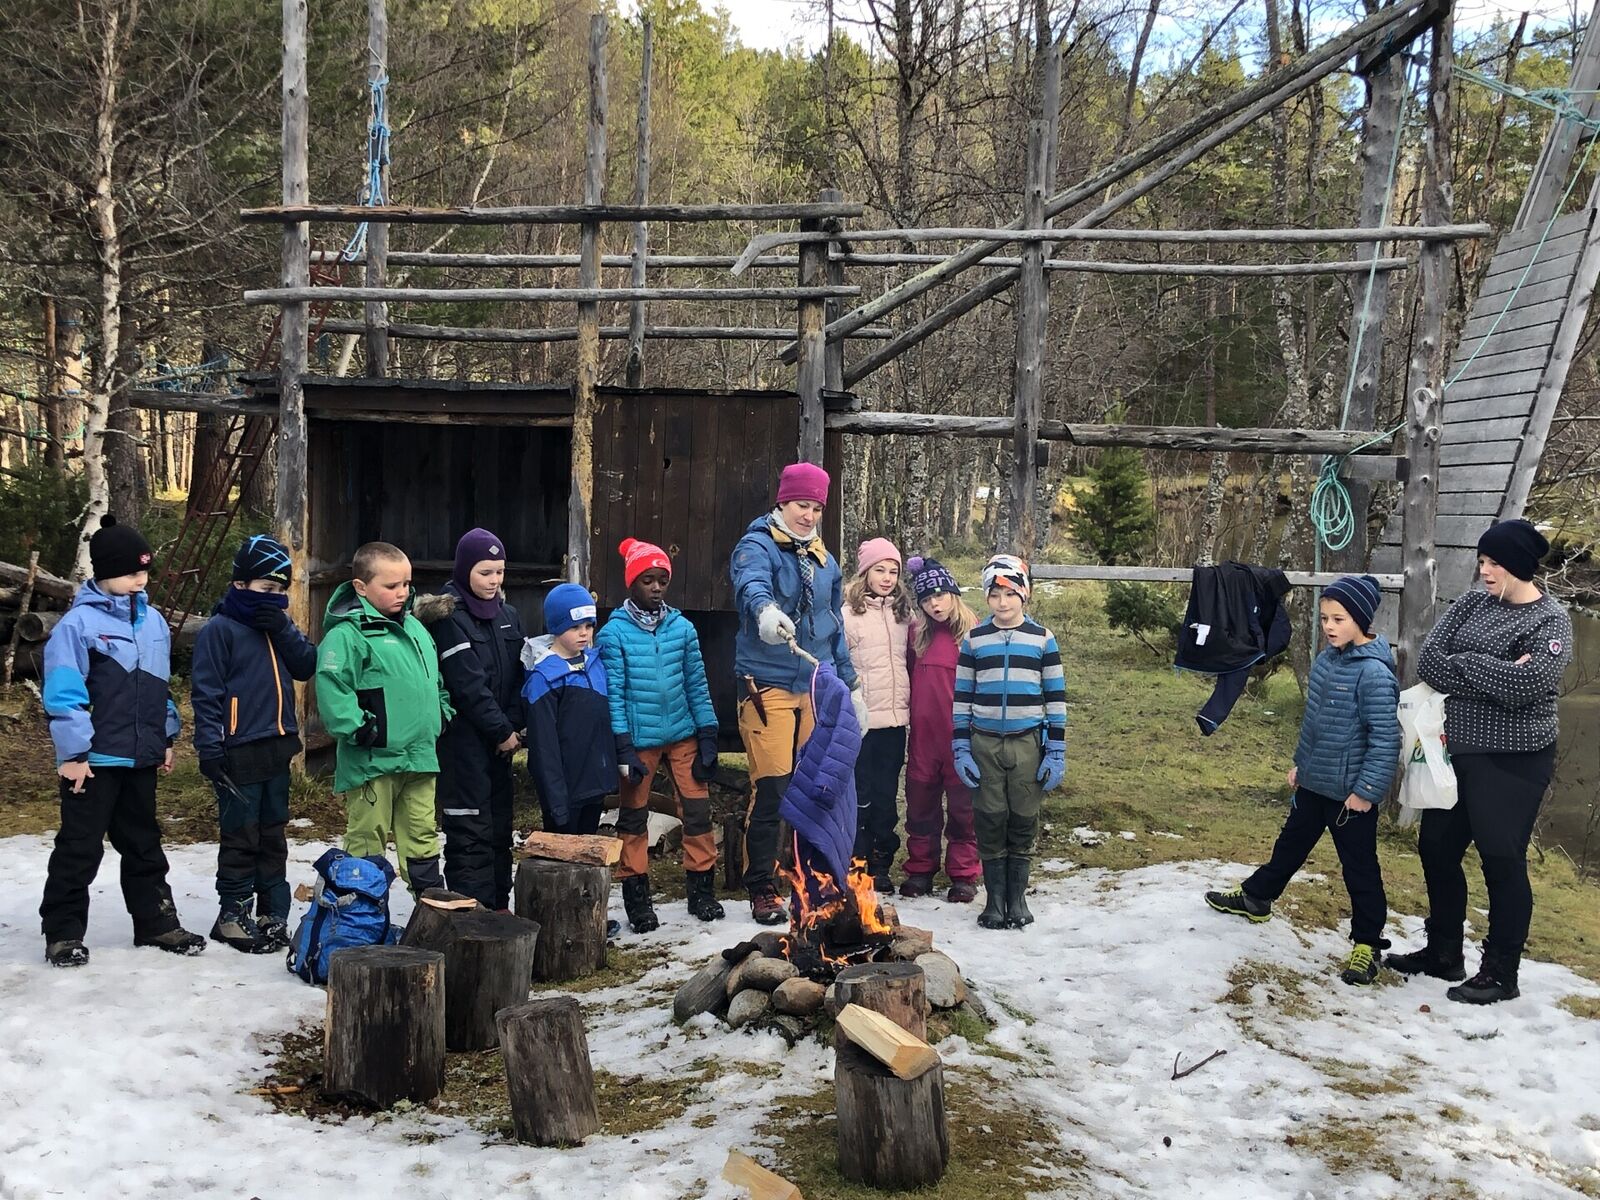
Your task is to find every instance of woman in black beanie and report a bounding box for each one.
[1389,519,1572,1004]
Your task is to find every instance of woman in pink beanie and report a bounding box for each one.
[728,462,863,924]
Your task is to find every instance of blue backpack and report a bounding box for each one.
[286,848,402,984]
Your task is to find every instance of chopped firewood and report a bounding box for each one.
[722,1149,803,1200]
[515,831,622,866]
[248,1084,303,1096]
[293,883,313,903]
[836,1003,940,1080]
[420,894,478,911]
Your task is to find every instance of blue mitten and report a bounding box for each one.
[953,740,981,790]
[1037,740,1066,792]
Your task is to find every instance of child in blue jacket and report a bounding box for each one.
[190,535,317,952]
[522,583,618,836]
[1206,575,1401,985]
[39,517,206,967]
[597,537,722,932]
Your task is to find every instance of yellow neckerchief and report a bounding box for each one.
[766,513,828,566]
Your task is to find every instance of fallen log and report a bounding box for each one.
[0,559,75,604]
[16,611,61,642]
[516,831,622,866]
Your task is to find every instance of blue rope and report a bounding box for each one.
[340,73,391,263]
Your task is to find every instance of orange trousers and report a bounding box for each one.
[617,738,716,880]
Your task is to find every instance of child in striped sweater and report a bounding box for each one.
[952,555,1066,930]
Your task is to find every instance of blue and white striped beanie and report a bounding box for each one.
[1322,574,1382,634]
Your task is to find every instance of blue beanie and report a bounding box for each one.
[1322,574,1382,634]
[544,583,597,636]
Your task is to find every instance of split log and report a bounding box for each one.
[514,858,608,982]
[830,961,928,1045]
[834,1039,948,1188]
[400,892,540,1051]
[835,1003,940,1080]
[516,832,622,866]
[722,1149,804,1200]
[495,996,600,1146]
[323,946,446,1108]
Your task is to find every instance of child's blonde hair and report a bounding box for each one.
[912,596,978,657]
[844,573,914,622]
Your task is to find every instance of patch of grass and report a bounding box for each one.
[1559,994,1600,1021]
[1317,1057,1417,1099]
[1283,1115,1406,1179]
[532,942,678,995]
[1219,959,1319,1020]
[931,1003,993,1046]
[594,1068,706,1137]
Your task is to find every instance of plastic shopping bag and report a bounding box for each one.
[1396,682,1456,822]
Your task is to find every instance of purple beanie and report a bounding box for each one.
[453,527,506,619]
[776,462,830,507]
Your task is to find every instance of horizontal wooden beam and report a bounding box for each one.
[316,318,892,343]
[129,387,574,428]
[244,285,858,306]
[241,201,865,225]
[735,224,1491,272]
[128,388,266,418]
[1030,564,1405,589]
[824,410,1392,454]
[310,560,564,586]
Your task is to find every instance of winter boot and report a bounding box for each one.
[1205,887,1272,923]
[685,870,725,922]
[45,939,89,968]
[211,901,269,954]
[750,888,788,926]
[256,915,291,952]
[1340,942,1381,986]
[1386,922,1466,981]
[899,873,934,898]
[134,926,207,956]
[1447,951,1520,1005]
[946,880,978,904]
[868,860,894,895]
[1005,857,1035,929]
[622,875,660,934]
[978,860,1008,930]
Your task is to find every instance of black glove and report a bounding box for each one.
[251,605,290,634]
[353,712,382,748]
[198,756,227,785]
[691,728,719,783]
[616,734,647,781]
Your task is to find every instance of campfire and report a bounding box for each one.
[779,838,896,980]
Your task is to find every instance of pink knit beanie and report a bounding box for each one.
[776,462,830,507]
[856,537,901,576]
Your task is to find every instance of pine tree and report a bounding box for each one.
[1071,448,1156,565]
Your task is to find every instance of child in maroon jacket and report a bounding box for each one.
[900,557,982,902]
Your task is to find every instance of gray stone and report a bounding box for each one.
[726,953,799,997]
[727,989,771,1029]
[824,982,841,1017]
[673,956,734,1023]
[750,931,788,957]
[915,950,967,1009]
[889,925,934,962]
[772,976,827,1017]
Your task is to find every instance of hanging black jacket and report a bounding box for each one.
[1175,562,1293,735]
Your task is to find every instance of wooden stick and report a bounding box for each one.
[1172,1049,1228,1080]
[314,319,894,343]
[517,831,623,867]
[241,201,864,224]
[835,1003,941,1080]
[3,551,39,689]
[722,1150,804,1200]
[248,1084,305,1096]
[625,19,653,388]
[782,632,820,668]
[569,11,607,588]
[1030,564,1403,589]
[244,285,859,306]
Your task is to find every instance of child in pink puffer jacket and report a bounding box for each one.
[842,538,912,894]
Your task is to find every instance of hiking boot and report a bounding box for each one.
[978,860,1008,930]
[622,876,660,934]
[45,939,89,968]
[135,927,207,956]
[946,880,978,904]
[256,915,291,952]
[1341,942,1380,986]
[211,901,270,954]
[1205,887,1272,923]
[1448,953,1520,1005]
[899,873,934,898]
[749,889,788,926]
[1386,936,1466,982]
[1005,857,1034,928]
[685,870,725,922]
[872,870,895,895]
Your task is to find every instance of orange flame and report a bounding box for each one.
[779,839,895,971]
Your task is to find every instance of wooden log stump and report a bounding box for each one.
[830,961,927,1048]
[514,857,609,983]
[401,893,540,1051]
[323,946,446,1108]
[834,1039,948,1188]
[496,996,600,1146]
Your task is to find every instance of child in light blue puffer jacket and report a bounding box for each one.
[1205,575,1401,986]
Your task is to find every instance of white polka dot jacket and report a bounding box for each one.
[1417,589,1574,754]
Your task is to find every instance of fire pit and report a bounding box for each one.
[780,841,896,980]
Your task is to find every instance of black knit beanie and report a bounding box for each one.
[232,534,294,586]
[89,515,153,581]
[1476,518,1549,582]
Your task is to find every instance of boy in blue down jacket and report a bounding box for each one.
[39,517,206,967]
[1206,575,1401,985]
[190,535,317,953]
[597,537,722,933]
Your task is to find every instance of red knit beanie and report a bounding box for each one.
[619,537,672,587]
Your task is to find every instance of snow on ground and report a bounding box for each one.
[0,835,1597,1200]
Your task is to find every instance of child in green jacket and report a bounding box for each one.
[315,542,454,893]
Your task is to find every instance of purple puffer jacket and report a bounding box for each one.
[778,661,862,888]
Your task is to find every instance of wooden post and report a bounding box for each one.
[1011,121,1049,552]
[834,1040,948,1187]
[513,858,609,982]
[2,551,39,689]
[821,188,846,394]
[400,892,541,1052]
[568,13,607,584]
[275,0,311,642]
[1515,10,1600,232]
[363,0,389,378]
[496,997,601,1146]
[323,946,446,1107]
[1331,57,1405,573]
[624,18,652,388]
[1397,13,1454,683]
[830,961,928,1046]
[796,207,828,464]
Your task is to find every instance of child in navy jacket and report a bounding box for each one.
[190,535,317,952]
